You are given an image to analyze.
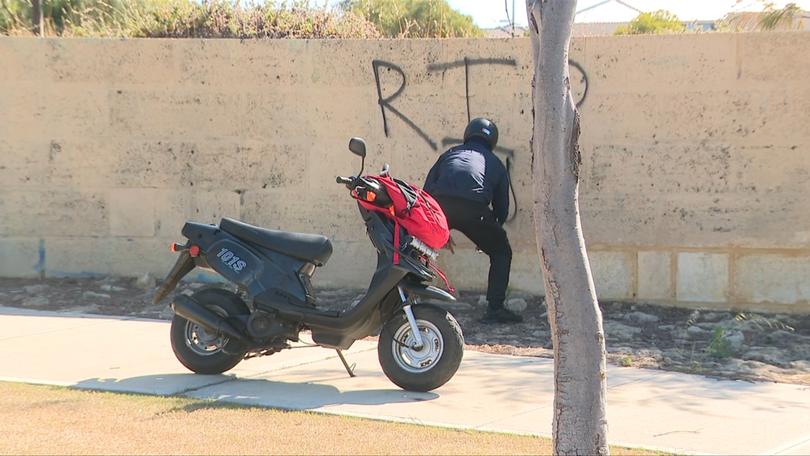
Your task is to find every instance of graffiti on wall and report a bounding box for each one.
[372,60,438,151]
[371,57,588,150]
[371,56,589,223]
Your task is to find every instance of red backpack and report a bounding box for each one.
[353,175,449,257]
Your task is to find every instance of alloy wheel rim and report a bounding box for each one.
[391,319,444,373]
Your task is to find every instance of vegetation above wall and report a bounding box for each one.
[613,10,686,35]
[0,0,482,38]
[344,0,481,38]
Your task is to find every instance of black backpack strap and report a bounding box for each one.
[393,178,419,212]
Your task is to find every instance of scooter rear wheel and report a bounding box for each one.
[378,304,464,392]
[170,288,249,375]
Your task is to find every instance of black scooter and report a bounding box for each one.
[154,138,463,392]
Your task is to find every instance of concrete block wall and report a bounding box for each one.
[1,33,809,313]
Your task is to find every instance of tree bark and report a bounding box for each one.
[31,0,43,36]
[525,1,609,454]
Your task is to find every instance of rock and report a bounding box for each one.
[701,311,728,322]
[697,322,720,331]
[661,349,688,362]
[722,358,771,375]
[743,347,788,367]
[100,284,126,292]
[634,349,663,360]
[505,298,528,313]
[158,307,175,320]
[658,324,676,331]
[477,295,488,307]
[23,284,47,294]
[767,329,798,344]
[723,329,745,351]
[721,358,753,374]
[539,311,548,319]
[136,273,156,290]
[623,311,660,324]
[23,296,50,307]
[687,325,709,338]
[68,304,100,313]
[603,321,642,340]
[789,360,810,370]
[82,291,111,300]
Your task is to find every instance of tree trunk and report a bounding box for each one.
[525,1,609,454]
[31,0,43,36]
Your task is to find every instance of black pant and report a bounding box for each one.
[436,196,512,310]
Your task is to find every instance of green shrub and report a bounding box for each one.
[0,0,381,38]
[707,327,733,359]
[614,10,686,35]
[345,0,481,38]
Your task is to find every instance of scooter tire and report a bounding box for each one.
[170,288,249,375]
[378,304,464,392]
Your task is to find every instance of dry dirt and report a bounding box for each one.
[1,276,809,386]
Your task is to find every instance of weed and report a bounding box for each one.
[707,327,733,359]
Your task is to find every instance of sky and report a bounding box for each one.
[445,0,810,28]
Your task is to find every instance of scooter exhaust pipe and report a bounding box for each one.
[171,295,250,342]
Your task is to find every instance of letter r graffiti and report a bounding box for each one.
[371,60,437,150]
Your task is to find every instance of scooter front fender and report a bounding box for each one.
[399,282,456,302]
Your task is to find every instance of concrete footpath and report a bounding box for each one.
[1,307,809,455]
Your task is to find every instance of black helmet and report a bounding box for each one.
[463,117,498,150]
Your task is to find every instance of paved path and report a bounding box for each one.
[2,307,809,455]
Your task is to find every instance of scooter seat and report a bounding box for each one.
[219,218,333,266]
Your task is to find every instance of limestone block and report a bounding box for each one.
[109,87,312,140]
[584,33,737,94]
[0,238,41,278]
[737,33,810,86]
[155,190,241,237]
[580,191,810,250]
[109,189,156,237]
[581,89,810,148]
[316,240,376,289]
[637,251,673,300]
[589,251,634,300]
[677,252,729,303]
[0,38,49,82]
[734,254,810,305]
[435,246,544,295]
[0,83,110,141]
[0,139,51,188]
[43,38,178,84]
[434,248,490,292]
[174,39,313,88]
[45,237,174,277]
[0,190,108,237]
[508,249,545,295]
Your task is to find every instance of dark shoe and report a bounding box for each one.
[480,307,523,324]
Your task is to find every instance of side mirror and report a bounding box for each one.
[349,137,366,158]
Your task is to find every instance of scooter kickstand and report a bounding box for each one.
[336,349,356,378]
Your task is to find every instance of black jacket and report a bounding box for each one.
[423,138,510,224]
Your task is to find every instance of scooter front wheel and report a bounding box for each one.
[378,304,464,392]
